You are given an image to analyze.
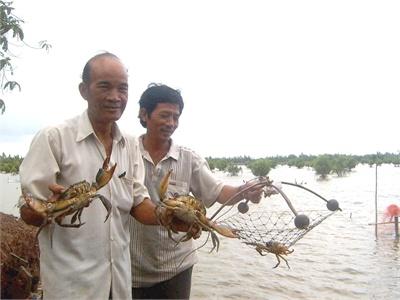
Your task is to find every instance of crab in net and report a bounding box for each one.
[211,177,341,269]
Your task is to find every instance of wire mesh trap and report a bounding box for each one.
[211,177,341,268]
[221,209,337,248]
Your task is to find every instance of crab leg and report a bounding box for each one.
[277,255,290,269]
[97,194,112,222]
[71,208,84,225]
[209,231,220,252]
[55,217,85,228]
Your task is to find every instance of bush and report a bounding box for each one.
[247,159,272,177]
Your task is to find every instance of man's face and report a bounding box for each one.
[81,56,128,124]
[145,103,180,141]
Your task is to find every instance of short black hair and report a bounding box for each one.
[138,83,184,127]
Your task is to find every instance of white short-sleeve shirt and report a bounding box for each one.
[19,111,148,300]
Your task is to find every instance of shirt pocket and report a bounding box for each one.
[166,179,189,198]
[116,176,135,211]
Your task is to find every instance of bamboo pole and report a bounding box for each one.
[375,164,378,238]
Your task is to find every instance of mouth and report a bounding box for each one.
[160,128,174,136]
[104,105,121,111]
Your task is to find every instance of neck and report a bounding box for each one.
[143,134,171,165]
[91,118,114,157]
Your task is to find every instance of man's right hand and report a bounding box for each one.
[20,204,46,227]
[20,183,66,227]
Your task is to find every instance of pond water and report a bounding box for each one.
[1,164,399,299]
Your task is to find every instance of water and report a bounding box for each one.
[0,172,20,216]
[1,165,399,299]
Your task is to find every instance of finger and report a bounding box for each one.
[48,184,65,194]
[48,184,66,202]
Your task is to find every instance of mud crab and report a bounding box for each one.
[245,241,294,269]
[155,169,237,252]
[20,157,116,240]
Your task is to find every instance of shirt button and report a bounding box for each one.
[110,237,114,241]
[111,259,114,264]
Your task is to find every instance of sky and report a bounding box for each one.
[1,0,399,159]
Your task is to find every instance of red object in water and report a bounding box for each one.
[384,204,400,219]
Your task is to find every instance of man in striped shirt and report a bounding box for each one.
[129,83,265,299]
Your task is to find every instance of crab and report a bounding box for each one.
[245,241,294,269]
[155,169,238,252]
[20,157,116,240]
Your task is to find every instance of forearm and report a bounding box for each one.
[216,185,245,205]
[130,199,192,233]
[216,181,266,205]
[130,198,159,225]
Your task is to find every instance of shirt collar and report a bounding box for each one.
[76,110,125,145]
[139,134,179,162]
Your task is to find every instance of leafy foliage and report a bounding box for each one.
[226,164,242,176]
[3,152,398,175]
[247,159,273,177]
[312,155,332,178]
[205,152,399,180]
[0,1,51,114]
[0,152,23,174]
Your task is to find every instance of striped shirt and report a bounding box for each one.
[129,135,224,287]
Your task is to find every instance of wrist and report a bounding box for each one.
[238,184,248,200]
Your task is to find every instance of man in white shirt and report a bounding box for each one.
[19,52,159,299]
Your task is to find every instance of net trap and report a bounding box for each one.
[211,177,342,269]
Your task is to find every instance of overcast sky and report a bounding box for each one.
[1,0,399,158]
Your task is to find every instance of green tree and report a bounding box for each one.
[0,152,23,174]
[205,157,216,171]
[247,159,272,177]
[226,163,242,176]
[0,1,51,114]
[331,156,347,177]
[214,158,228,171]
[312,155,332,179]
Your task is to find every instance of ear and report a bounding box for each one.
[138,107,148,123]
[79,82,89,100]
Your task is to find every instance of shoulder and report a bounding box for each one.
[121,132,142,155]
[42,115,79,136]
[31,114,81,145]
[174,144,207,164]
[122,132,140,145]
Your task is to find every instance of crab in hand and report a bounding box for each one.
[20,157,116,240]
[155,169,238,252]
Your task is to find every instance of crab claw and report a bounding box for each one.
[95,157,117,189]
[158,169,173,201]
[210,223,238,238]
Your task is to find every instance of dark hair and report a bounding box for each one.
[81,52,120,83]
[138,83,184,127]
